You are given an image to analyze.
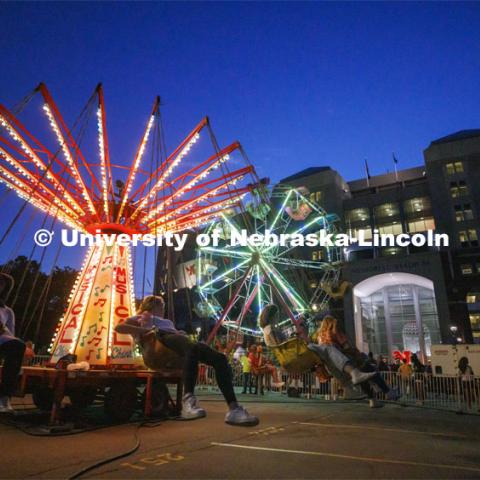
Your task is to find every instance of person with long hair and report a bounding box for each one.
[259,304,375,386]
[0,273,26,413]
[115,295,258,426]
[314,315,400,405]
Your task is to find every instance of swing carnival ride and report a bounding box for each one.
[196,184,345,355]
[0,83,260,368]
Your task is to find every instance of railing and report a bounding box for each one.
[196,364,480,415]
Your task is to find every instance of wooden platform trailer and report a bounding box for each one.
[12,366,183,424]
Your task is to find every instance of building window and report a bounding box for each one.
[312,250,324,261]
[467,292,480,304]
[454,204,474,222]
[309,191,322,204]
[446,162,464,175]
[345,208,369,224]
[349,226,372,241]
[469,314,480,344]
[459,229,478,247]
[450,181,469,198]
[356,280,441,358]
[407,217,435,233]
[461,264,473,275]
[380,247,403,257]
[377,222,403,235]
[374,203,400,221]
[404,197,431,216]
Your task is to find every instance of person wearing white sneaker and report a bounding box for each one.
[0,273,25,414]
[259,305,374,388]
[116,295,259,426]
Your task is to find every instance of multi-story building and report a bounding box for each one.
[278,130,480,359]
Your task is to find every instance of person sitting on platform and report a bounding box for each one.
[259,304,375,386]
[115,295,259,426]
[0,273,26,413]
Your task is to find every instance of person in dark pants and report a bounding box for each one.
[0,273,26,413]
[115,295,258,426]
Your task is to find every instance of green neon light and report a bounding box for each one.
[260,259,306,310]
[199,258,250,290]
[201,246,251,258]
[268,188,293,232]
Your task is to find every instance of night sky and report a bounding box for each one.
[1,1,479,273]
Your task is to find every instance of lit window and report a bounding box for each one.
[374,203,400,220]
[404,197,431,216]
[470,313,480,331]
[461,264,473,275]
[446,162,464,174]
[345,208,369,224]
[450,181,469,198]
[378,222,403,235]
[312,251,318,261]
[408,217,435,233]
[467,293,480,303]
[381,247,403,257]
[454,204,474,222]
[468,229,478,242]
[450,183,459,198]
[349,226,372,241]
[459,181,469,196]
[309,191,322,204]
[464,204,474,220]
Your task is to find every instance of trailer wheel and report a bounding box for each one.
[104,382,138,422]
[32,384,54,411]
[141,381,170,417]
[69,387,98,409]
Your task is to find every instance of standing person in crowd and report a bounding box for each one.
[458,356,475,410]
[411,353,426,404]
[398,358,413,396]
[377,355,389,372]
[253,345,266,395]
[240,350,253,394]
[115,295,258,426]
[0,273,26,413]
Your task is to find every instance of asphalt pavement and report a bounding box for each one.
[2,394,480,479]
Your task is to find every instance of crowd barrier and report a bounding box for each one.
[21,356,479,414]
[196,363,480,415]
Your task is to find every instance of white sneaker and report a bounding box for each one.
[350,370,376,385]
[181,394,206,420]
[225,406,259,426]
[0,396,14,413]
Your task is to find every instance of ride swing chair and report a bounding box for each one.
[195,182,350,383]
[0,82,265,423]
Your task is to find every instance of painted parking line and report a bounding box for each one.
[210,442,480,474]
[297,422,472,439]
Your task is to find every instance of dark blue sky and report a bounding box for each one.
[1,1,479,271]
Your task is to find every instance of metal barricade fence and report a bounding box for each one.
[195,362,480,414]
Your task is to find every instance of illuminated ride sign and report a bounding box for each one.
[50,241,141,367]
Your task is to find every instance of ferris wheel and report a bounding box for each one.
[195,184,344,340]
